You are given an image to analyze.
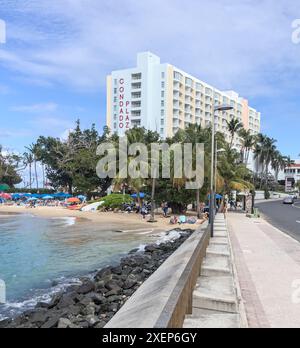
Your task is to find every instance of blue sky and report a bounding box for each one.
[0,0,300,158]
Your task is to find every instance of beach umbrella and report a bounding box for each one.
[0,184,9,191]
[131,192,146,199]
[77,195,87,201]
[67,197,80,203]
[43,195,54,200]
[0,193,12,200]
[27,197,38,201]
[12,193,21,200]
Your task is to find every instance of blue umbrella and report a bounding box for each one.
[131,193,146,199]
[43,195,54,200]
[27,197,38,201]
[77,195,87,201]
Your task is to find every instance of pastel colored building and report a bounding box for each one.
[106,52,261,147]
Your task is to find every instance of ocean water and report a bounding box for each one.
[0,213,157,320]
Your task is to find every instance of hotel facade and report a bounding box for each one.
[106,52,261,147]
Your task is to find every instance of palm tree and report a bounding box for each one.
[254,134,277,189]
[271,151,286,183]
[226,119,243,148]
[26,143,42,190]
[23,152,34,189]
[239,129,256,165]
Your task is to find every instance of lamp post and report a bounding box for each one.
[210,104,234,237]
[215,143,226,210]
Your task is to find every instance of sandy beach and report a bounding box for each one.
[0,205,201,233]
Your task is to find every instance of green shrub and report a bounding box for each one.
[97,194,133,210]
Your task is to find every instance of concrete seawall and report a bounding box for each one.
[105,222,210,328]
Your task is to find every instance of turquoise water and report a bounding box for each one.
[0,213,154,319]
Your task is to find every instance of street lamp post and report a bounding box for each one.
[215,143,226,210]
[210,104,234,238]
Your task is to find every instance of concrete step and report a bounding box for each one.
[207,244,230,257]
[202,254,231,276]
[193,276,237,313]
[183,308,240,328]
[210,237,229,246]
[213,230,228,238]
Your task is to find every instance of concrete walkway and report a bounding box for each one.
[228,212,300,328]
[183,215,244,328]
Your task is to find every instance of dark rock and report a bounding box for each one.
[145,244,159,253]
[95,280,105,290]
[77,280,95,294]
[47,293,63,309]
[111,266,122,275]
[105,280,121,292]
[132,267,143,274]
[57,318,73,329]
[41,315,60,329]
[36,301,51,309]
[95,267,112,280]
[88,292,107,305]
[106,295,122,303]
[0,319,12,328]
[94,321,107,328]
[105,289,121,297]
[30,309,50,325]
[57,293,75,309]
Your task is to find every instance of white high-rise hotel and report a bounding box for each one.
[106,52,261,146]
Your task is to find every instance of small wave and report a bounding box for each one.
[51,217,76,226]
[0,277,81,320]
[136,229,186,252]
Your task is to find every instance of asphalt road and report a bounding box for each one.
[256,199,300,242]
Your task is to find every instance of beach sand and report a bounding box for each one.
[0,205,202,233]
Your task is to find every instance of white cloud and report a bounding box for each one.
[0,0,300,98]
[11,102,58,113]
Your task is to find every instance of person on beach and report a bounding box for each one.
[161,201,169,218]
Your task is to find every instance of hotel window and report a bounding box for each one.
[160,128,164,134]
[114,88,117,94]
[114,105,117,112]
[205,88,212,96]
[132,73,142,80]
[174,71,183,82]
[161,100,165,107]
[132,82,141,89]
[161,109,165,116]
[114,97,117,103]
[161,91,165,98]
[161,82,165,88]
[196,83,203,91]
[114,123,117,129]
[114,79,118,85]
[162,72,165,79]
[185,77,193,87]
[161,119,164,126]
[132,92,141,99]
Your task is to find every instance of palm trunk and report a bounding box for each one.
[29,163,32,189]
[34,159,38,190]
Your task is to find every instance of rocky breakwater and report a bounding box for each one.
[0,229,193,329]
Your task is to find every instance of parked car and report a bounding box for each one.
[283,196,295,205]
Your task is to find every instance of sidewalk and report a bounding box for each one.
[228,212,300,328]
